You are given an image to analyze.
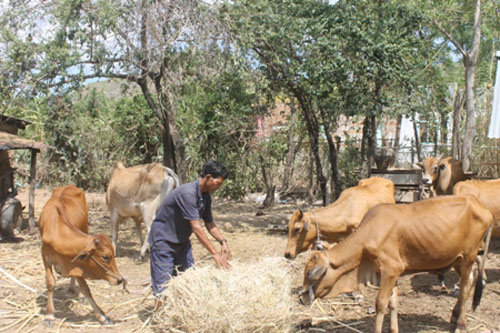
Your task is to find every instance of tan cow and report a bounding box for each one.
[40,185,125,326]
[106,161,179,260]
[299,195,492,333]
[284,177,395,260]
[417,156,467,197]
[454,178,500,238]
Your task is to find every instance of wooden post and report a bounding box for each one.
[29,149,38,234]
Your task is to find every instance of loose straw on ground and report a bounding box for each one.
[154,257,295,333]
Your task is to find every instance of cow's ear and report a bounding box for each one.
[298,209,303,220]
[71,237,97,263]
[308,264,328,281]
[415,162,423,169]
[72,250,91,263]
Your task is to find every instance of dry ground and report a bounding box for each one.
[0,188,499,332]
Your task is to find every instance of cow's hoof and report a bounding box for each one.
[44,316,55,328]
[134,256,145,264]
[451,288,459,297]
[103,318,114,325]
[98,315,114,325]
[354,294,365,304]
[452,324,467,333]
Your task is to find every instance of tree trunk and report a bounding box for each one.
[259,154,275,208]
[318,108,342,201]
[393,115,402,163]
[461,60,477,172]
[281,100,298,192]
[412,112,422,162]
[294,90,328,206]
[360,115,376,178]
[360,117,370,178]
[308,154,315,203]
[452,89,463,160]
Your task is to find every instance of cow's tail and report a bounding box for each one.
[161,168,180,200]
[472,223,492,311]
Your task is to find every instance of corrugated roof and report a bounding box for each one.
[0,131,49,151]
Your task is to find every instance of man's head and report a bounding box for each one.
[200,160,228,193]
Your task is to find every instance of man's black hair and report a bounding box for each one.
[200,160,229,179]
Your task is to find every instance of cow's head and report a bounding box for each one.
[299,248,357,305]
[416,156,442,185]
[284,209,316,259]
[72,234,125,286]
[299,249,332,305]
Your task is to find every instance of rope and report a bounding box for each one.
[311,210,321,247]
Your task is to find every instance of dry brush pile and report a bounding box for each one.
[154,257,296,332]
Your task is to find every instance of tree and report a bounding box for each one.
[0,0,228,181]
[429,0,482,171]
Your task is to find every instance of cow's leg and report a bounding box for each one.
[375,274,399,333]
[389,285,399,333]
[110,211,123,256]
[68,277,78,295]
[139,201,157,260]
[132,216,145,261]
[76,277,113,325]
[42,254,56,327]
[450,261,473,333]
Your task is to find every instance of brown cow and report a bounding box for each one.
[40,185,125,326]
[417,156,469,289]
[106,161,179,260]
[300,195,492,333]
[284,177,395,260]
[454,178,500,238]
[417,156,467,197]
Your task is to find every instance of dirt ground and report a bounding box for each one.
[1,188,500,332]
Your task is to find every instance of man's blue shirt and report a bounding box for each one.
[148,179,213,248]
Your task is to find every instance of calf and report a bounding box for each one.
[106,161,179,260]
[40,185,125,326]
[284,177,394,260]
[300,195,492,333]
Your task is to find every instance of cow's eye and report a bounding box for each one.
[102,255,110,261]
[294,227,301,233]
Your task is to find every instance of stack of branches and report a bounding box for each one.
[154,257,295,332]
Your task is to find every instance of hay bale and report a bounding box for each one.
[156,257,296,332]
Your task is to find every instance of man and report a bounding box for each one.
[148,160,231,309]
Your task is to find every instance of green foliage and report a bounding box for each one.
[337,137,362,188]
[113,94,162,164]
[176,65,263,199]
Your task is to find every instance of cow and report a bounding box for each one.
[39,185,125,326]
[299,195,492,333]
[106,161,179,260]
[284,177,395,260]
[417,156,469,289]
[416,156,467,197]
[454,178,500,238]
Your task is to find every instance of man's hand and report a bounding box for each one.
[213,253,231,270]
[221,241,231,261]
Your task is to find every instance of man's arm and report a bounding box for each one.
[205,221,231,260]
[189,219,231,269]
